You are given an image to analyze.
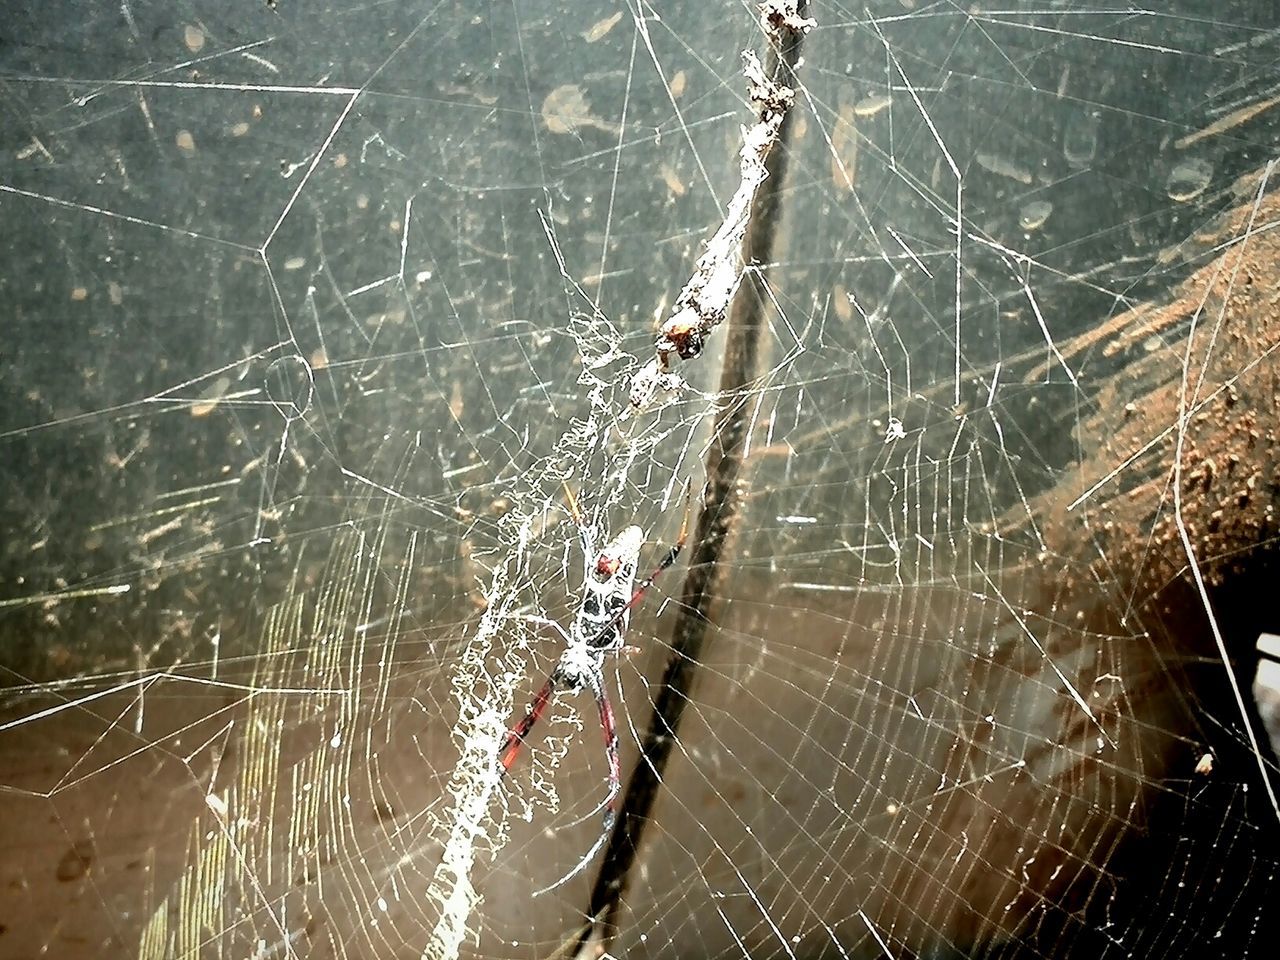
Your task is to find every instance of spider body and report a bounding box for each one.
[580,524,642,648]
[497,487,691,892]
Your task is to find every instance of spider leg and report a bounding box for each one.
[498,674,558,775]
[532,818,611,896]
[557,663,625,830]
[512,614,573,645]
[593,671,622,826]
[496,617,572,774]
[531,668,620,896]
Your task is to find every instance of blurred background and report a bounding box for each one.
[2,1,1280,957]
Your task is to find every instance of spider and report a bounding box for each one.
[497,480,693,892]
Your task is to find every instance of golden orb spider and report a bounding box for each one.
[497,480,693,892]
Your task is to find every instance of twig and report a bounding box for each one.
[628,0,815,408]
[568,3,813,955]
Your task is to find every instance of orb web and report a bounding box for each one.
[1,3,1279,959]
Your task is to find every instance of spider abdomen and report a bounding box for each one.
[578,524,644,651]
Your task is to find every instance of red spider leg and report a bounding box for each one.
[584,479,694,649]
[550,674,624,832]
[498,674,558,775]
[532,672,620,897]
[594,676,621,827]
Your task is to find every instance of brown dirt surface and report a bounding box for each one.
[1038,172,1280,611]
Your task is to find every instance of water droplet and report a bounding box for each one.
[976,151,1032,185]
[1166,158,1214,202]
[854,92,891,118]
[1018,200,1053,231]
[191,376,230,418]
[1063,113,1099,168]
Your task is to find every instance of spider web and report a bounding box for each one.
[2,2,1280,958]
